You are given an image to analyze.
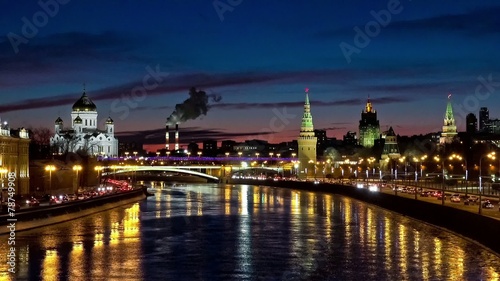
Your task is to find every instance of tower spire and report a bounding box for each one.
[440,93,457,144]
[297,89,317,179]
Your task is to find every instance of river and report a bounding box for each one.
[1,183,499,280]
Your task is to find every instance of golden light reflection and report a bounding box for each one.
[123,203,140,238]
[433,238,443,280]
[197,191,203,216]
[449,246,465,280]
[225,187,231,215]
[41,250,59,281]
[166,193,171,218]
[291,191,301,215]
[307,193,315,216]
[69,242,84,281]
[384,217,392,273]
[398,224,408,280]
[324,195,332,241]
[240,185,248,215]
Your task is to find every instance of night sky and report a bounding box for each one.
[1,0,499,150]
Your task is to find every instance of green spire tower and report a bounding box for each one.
[440,94,457,144]
[298,89,317,179]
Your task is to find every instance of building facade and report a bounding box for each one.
[479,107,489,132]
[50,91,118,156]
[466,113,478,134]
[380,126,401,172]
[440,95,458,144]
[0,123,30,196]
[298,90,317,179]
[358,98,380,148]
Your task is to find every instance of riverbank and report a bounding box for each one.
[0,188,146,235]
[231,179,500,255]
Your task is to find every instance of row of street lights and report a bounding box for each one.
[44,164,105,194]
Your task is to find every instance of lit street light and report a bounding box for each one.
[479,152,495,215]
[72,165,82,193]
[45,165,56,195]
[94,166,103,186]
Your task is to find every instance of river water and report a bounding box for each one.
[1,183,500,280]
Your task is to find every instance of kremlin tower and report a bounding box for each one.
[440,94,458,144]
[297,89,317,179]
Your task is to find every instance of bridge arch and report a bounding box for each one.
[105,166,220,182]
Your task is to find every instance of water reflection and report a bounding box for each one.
[0,183,499,280]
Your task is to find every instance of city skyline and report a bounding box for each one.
[1,1,500,148]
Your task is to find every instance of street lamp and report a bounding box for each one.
[125,151,129,159]
[72,165,82,193]
[449,153,467,196]
[434,156,445,205]
[94,166,103,186]
[45,165,56,195]
[133,151,138,159]
[238,152,242,158]
[479,152,495,215]
[197,151,202,158]
[225,152,229,158]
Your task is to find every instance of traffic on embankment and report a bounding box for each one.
[0,185,148,235]
[230,178,500,255]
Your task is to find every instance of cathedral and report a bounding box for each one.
[50,91,118,156]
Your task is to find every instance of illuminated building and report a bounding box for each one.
[380,126,401,170]
[50,90,118,156]
[440,94,458,144]
[297,89,317,179]
[0,122,30,195]
[358,97,380,148]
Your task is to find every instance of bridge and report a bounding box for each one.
[100,161,289,182]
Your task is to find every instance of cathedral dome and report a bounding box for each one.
[55,117,63,124]
[72,92,97,112]
[74,115,82,124]
[106,116,114,124]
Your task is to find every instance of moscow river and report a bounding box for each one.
[1,183,500,280]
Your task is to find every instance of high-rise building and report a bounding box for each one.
[358,97,380,148]
[298,90,317,179]
[314,129,327,155]
[479,107,489,132]
[440,94,458,144]
[466,113,478,134]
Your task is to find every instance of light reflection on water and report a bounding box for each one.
[0,183,499,280]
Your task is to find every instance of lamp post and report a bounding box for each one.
[45,165,56,195]
[94,166,103,186]
[133,151,138,160]
[434,156,445,205]
[72,165,82,194]
[238,152,242,158]
[449,154,467,196]
[479,152,495,215]
[125,151,129,159]
[197,151,202,158]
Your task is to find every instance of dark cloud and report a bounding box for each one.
[212,96,413,110]
[0,69,359,113]
[116,126,273,144]
[315,6,500,40]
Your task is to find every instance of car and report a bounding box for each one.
[420,191,431,197]
[436,192,446,200]
[49,195,63,204]
[450,194,461,203]
[482,200,494,209]
[464,196,478,205]
[26,197,40,207]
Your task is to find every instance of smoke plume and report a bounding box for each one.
[166,87,221,125]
